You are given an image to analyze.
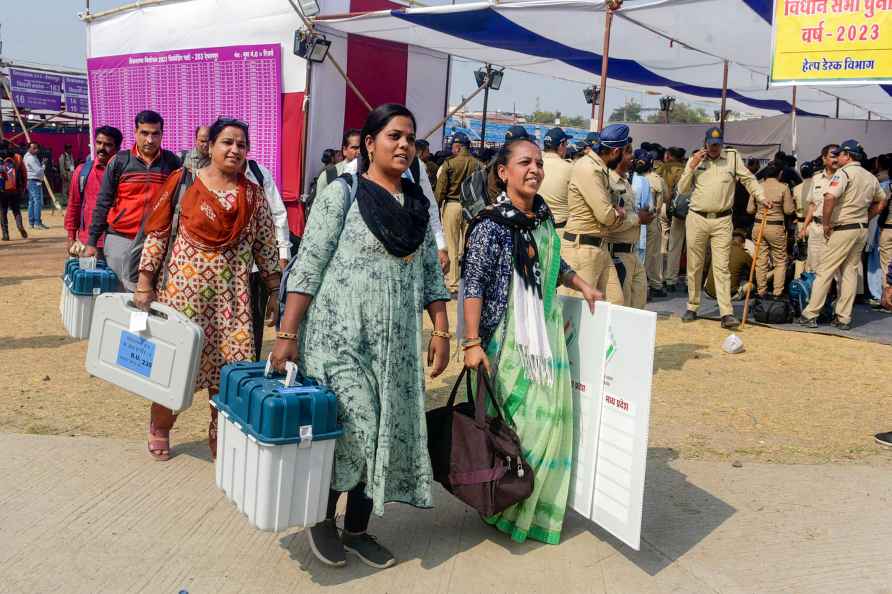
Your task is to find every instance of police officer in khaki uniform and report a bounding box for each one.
[660,147,687,292]
[643,151,668,297]
[874,154,892,295]
[799,144,839,273]
[435,131,480,293]
[677,127,765,328]
[798,139,887,330]
[539,127,574,229]
[608,148,648,308]
[747,164,794,297]
[562,124,651,304]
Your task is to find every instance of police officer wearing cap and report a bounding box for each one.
[607,146,649,308]
[797,139,887,330]
[678,127,765,328]
[747,162,794,298]
[643,149,669,297]
[799,144,839,273]
[435,131,481,294]
[562,124,653,304]
[539,127,574,230]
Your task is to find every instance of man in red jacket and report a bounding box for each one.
[0,142,28,241]
[84,110,180,290]
[64,126,123,256]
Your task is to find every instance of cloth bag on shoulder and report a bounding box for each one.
[426,366,533,517]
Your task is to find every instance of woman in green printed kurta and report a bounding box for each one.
[461,139,602,545]
[271,104,450,570]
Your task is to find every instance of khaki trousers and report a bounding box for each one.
[560,238,624,304]
[614,251,647,309]
[664,216,686,285]
[755,223,787,297]
[442,201,464,292]
[806,222,827,273]
[879,227,892,290]
[686,211,733,317]
[802,227,867,324]
[660,206,670,254]
[644,219,663,289]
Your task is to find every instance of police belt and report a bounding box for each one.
[554,220,567,229]
[812,216,822,224]
[608,242,634,254]
[690,208,733,219]
[796,216,805,222]
[754,219,785,226]
[883,223,892,229]
[832,222,866,231]
[563,232,604,247]
[443,197,461,203]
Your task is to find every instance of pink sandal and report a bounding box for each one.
[148,421,172,461]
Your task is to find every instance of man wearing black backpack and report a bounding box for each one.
[435,131,480,294]
[311,129,361,205]
[84,110,181,290]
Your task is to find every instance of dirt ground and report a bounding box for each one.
[2,212,891,465]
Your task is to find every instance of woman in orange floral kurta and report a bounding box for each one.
[134,119,280,461]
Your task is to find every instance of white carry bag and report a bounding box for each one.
[86,293,204,412]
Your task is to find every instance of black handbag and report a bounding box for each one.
[426,367,533,517]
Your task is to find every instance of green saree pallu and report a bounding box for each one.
[476,221,574,545]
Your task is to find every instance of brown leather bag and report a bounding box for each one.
[426,367,534,517]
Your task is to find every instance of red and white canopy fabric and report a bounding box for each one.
[317,0,892,119]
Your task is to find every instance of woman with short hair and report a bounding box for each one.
[135,117,281,461]
[461,139,601,545]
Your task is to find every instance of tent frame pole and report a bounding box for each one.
[835,97,840,118]
[719,60,729,135]
[480,64,491,150]
[597,6,616,131]
[791,86,798,156]
[421,74,489,140]
[1,79,61,211]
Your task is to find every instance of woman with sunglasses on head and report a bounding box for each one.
[461,138,602,545]
[270,104,450,570]
[134,117,281,462]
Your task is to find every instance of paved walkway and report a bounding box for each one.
[2,432,891,594]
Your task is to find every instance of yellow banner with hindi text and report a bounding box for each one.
[770,0,892,84]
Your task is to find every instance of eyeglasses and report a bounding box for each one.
[217,117,249,130]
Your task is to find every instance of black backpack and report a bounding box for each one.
[751,297,794,324]
[127,168,193,285]
[459,166,490,221]
[305,165,338,217]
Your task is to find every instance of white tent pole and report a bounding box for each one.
[719,60,728,136]
[791,86,798,157]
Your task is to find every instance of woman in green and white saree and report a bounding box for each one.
[460,139,602,544]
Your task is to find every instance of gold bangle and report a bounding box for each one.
[462,343,483,352]
[276,331,297,340]
[134,288,153,294]
[461,337,481,348]
[431,330,452,339]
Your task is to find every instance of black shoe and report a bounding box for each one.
[830,316,851,331]
[721,315,740,329]
[650,287,668,298]
[307,519,346,567]
[796,315,818,328]
[1,232,8,241]
[342,532,396,569]
[664,282,677,293]
[681,310,697,323]
[874,432,892,448]
[37,223,49,230]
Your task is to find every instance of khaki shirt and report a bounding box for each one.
[434,149,480,204]
[748,178,793,221]
[677,148,764,213]
[539,151,573,224]
[566,152,622,237]
[645,171,667,210]
[792,178,812,219]
[607,170,641,244]
[824,162,885,225]
[660,161,685,197]
[806,170,833,217]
